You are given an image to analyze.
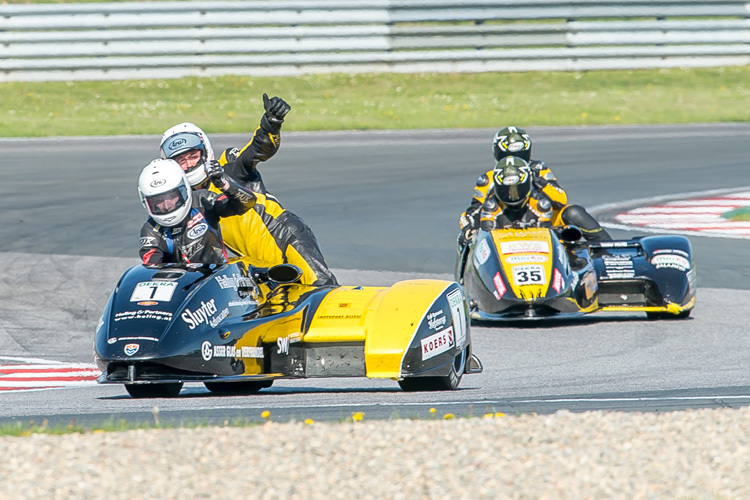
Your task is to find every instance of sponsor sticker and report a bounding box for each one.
[552,268,563,293]
[208,308,229,328]
[505,255,547,264]
[475,239,491,266]
[493,272,507,297]
[186,212,205,229]
[602,254,636,279]
[427,309,447,331]
[130,281,177,302]
[421,327,454,361]
[187,223,208,240]
[124,344,139,356]
[181,299,218,330]
[139,236,157,248]
[651,254,691,271]
[114,310,173,322]
[215,273,255,290]
[110,336,159,343]
[201,341,264,362]
[500,240,549,255]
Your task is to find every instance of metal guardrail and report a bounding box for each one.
[1,1,749,81]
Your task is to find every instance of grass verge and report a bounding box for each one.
[3,66,748,138]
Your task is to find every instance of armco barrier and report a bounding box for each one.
[1,0,749,81]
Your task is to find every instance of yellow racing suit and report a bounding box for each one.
[212,121,338,286]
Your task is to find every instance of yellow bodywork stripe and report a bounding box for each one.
[601,296,696,314]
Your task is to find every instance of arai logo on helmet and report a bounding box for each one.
[150,178,166,188]
[508,141,524,152]
[503,175,520,185]
[169,138,187,150]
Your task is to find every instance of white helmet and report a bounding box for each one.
[138,159,192,227]
[159,122,215,188]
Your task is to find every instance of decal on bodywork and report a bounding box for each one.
[129,281,177,302]
[181,299,218,329]
[114,310,173,322]
[651,249,691,271]
[201,341,264,362]
[601,255,636,279]
[421,326,454,361]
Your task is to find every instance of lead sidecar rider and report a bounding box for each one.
[138,158,256,265]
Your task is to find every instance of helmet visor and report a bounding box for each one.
[497,179,531,207]
[161,132,205,160]
[145,185,189,216]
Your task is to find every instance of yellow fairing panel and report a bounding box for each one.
[304,286,388,343]
[363,279,453,379]
[492,228,554,300]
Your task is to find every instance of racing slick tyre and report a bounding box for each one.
[125,382,183,398]
[646,310,692,320]
[397,347,468,392]
[204,380,273,394]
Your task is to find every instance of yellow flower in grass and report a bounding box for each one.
[304,418,315,425]
[443,413,455,420]
[261,410,271,419]
[352,412,365,422]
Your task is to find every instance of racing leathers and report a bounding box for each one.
[460,160,610,243]
[212,117,338,286]
[140,180,256,265]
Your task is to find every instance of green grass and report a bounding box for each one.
[723,207,750,221]
[3,66,749,137]
[0,407,479,436]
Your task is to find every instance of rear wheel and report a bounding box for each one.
[398,347,467,392]
[647,309,691,320]
[204,380,273,394]
[125,382,183,398]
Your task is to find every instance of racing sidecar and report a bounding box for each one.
[456,225,696,321]
[95,259,482,398]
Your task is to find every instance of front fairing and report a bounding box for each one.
[94,261,262,367]
[464,228,593,317]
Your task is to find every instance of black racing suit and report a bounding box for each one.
[139,181,256,265]
[214,117,338,286]
[461,160,611,242]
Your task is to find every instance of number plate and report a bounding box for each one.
[129,281,177,302]
[512,265,546,286]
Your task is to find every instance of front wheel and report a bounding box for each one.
[125,382,183,398]
[398,347,467,392]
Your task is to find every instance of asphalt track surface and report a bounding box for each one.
[1,123,749,426]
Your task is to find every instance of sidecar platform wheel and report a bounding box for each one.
[647,309,692,320]
[204,380,273,394]
[398,347,468,392]
[125,382,183,398]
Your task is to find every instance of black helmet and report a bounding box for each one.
[492,126,531,162]
[492,157,532,209]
